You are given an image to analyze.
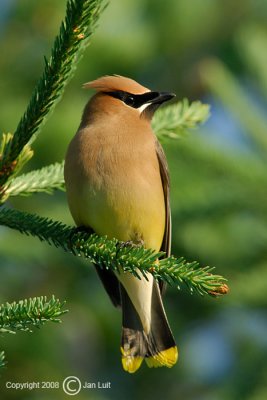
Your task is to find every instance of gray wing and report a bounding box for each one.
[155,139,171,258]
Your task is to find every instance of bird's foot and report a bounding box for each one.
[120,239,144,248]
[116,239,145,256]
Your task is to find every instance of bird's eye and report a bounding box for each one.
[124,95,135,107]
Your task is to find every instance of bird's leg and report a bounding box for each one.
[123,232,145,248]
[119,239,145,249]
[116,234,145,252]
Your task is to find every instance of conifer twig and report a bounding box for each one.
[0,296,68,334]
[152,99,210,141]
[0,0,106,187]
[1,162,65,203]
[0,207,228,297]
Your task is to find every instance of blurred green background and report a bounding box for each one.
[1,0,267,399]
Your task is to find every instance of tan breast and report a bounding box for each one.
[64,102,165,251]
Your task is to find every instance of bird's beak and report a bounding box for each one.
[148,92,176,105]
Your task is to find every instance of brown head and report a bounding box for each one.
[80,75,175,126]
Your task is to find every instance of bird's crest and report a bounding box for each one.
[83,75,149,95]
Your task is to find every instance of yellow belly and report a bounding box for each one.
[68,173,165,251]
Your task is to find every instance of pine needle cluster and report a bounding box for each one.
[0,296,67,335]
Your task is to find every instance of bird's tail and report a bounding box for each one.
[120,282,178,373]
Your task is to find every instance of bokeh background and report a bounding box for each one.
[1,0,267,399]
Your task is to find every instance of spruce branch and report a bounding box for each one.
[152,99,210,141]
[1,162,65,203]
[0,133,33,191]
[0,296,68,334]
[0,207,228,297]
[0,0,106,187]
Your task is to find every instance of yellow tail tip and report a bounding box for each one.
[121,347,144,373]
[145,346,178,368]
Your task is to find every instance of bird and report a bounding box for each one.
[64,75,178,373]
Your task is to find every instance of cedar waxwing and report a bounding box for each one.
[64,75,178,373]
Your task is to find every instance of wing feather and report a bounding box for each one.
[155,140,171,293]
